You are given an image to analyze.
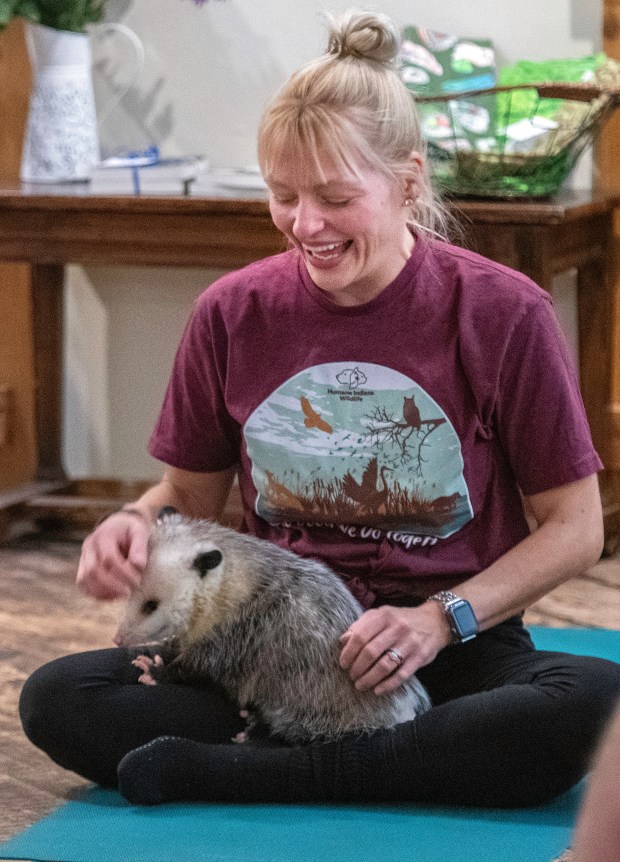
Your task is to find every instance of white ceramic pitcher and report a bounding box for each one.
[20,22,144,183]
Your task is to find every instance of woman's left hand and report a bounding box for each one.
[339,602,452,695]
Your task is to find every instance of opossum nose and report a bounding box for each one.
[113,632,125,647]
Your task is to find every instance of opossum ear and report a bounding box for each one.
[192,550,223,578]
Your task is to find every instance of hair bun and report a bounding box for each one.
[327,10,401,65]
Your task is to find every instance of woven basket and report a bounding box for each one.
[416,81,620,198]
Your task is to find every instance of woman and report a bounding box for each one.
[20,10,620,808]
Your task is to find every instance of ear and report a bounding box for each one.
[192,550,223,578]
[404,150,424,200]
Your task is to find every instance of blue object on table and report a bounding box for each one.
[100,145,161,168]
[99,146,161,194]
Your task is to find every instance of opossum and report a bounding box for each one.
[114,510,431,743]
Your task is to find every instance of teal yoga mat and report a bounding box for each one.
[2,626,618,862]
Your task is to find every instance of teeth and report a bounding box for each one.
[304,241,349,261]
[305,242,343,253]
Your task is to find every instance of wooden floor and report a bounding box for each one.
[2,536,620,843]
[1,537,119,842]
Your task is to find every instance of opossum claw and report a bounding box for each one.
[132,653,163,685]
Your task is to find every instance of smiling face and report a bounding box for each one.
[266,151,415,307]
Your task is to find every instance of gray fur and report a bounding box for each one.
[115,513,431,743]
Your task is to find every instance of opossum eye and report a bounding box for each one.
[193,550,223,578]
[157,506,179,522]
[142,599,159,615]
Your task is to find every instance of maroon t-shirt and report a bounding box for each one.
[149,236,602,606]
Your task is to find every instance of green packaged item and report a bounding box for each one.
[498,54,607,87]
[400,26,496,97]
[411,45,620,198]
[400,26,497,154]
[496,54,608,152]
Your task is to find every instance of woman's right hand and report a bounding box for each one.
[76,511,151,601]
[76,465,237,601]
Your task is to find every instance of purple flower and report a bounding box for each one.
[189,0,227,5]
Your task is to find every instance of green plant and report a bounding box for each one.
[0,0,212,32]
[0,0,105,32]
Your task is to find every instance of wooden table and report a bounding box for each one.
[450,190,619,469]
[0,183,617,513]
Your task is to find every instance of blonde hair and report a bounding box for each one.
[258,9,451,240]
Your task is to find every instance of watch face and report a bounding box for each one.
[451,600,478,639]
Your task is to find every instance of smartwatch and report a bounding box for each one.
[428,591,479,644]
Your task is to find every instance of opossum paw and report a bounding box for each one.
[239,707,259,728]
[132,654,162,685]
[231,730,248,744]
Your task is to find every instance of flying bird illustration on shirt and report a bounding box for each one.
[300,396,333,433]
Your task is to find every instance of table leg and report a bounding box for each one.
[31,264,66,481]
[576,244,613,468]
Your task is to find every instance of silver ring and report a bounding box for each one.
[385,648,403,667]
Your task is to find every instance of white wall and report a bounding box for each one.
[63,265,227,478]
[63,0,603,480]
[95,0,602,169]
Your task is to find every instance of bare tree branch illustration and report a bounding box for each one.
[366,404,446,476]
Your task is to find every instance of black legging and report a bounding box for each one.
[19,617,620,808]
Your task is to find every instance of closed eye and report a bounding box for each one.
[323,198,352,207]
[142,599,159,615]
[271,194,297,205]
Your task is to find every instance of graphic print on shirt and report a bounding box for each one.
[243,362,473,540]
